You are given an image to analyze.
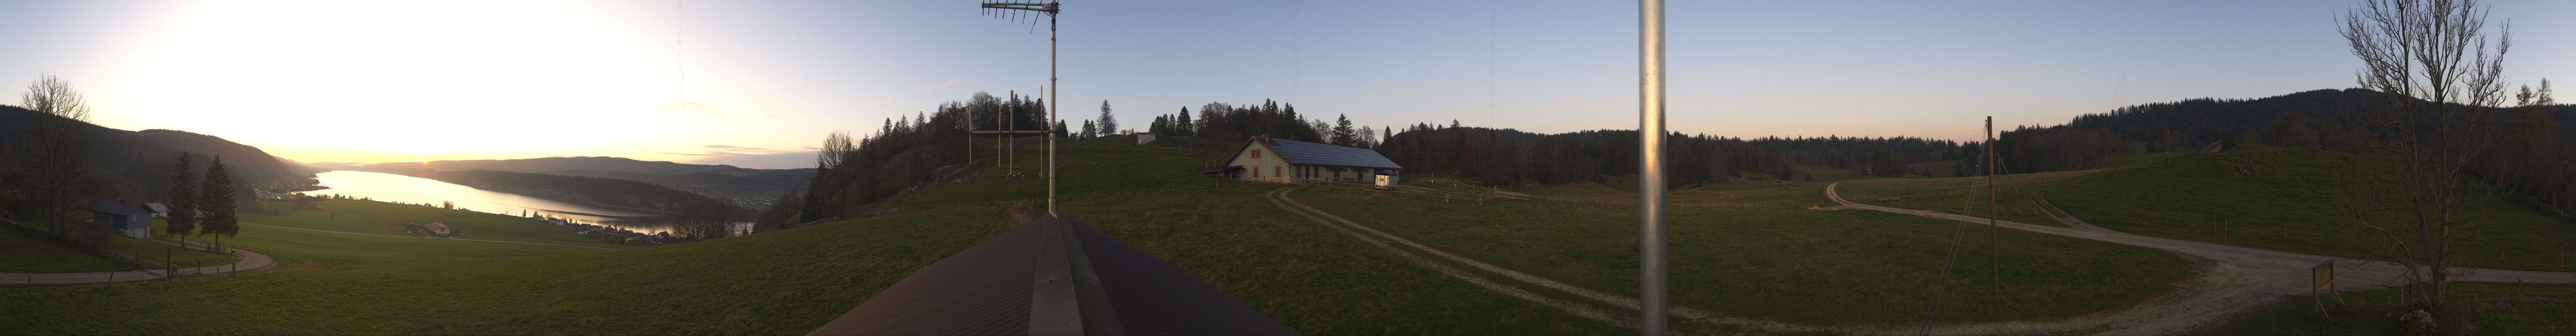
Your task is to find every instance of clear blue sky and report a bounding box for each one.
[2,0,2569,168]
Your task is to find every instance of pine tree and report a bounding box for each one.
[199,156,239,251]
[166,152,199,245]
[1081,119,1098,139]
[1451,119,1462,128]
[1174,107,1193,136]
[1330,114,1358,146]
[1096,100,1117,136]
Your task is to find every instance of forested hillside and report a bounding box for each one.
[1994,87,2576,216]
[1374,127,1796,186]
[0,105,309,211]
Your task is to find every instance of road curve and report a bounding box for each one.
[2,238,275,284]
[1823,182,2576,334]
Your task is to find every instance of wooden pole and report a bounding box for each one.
[1987,116,2000,299]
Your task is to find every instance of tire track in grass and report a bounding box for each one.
[1261,188,1640,328]
[1268,188,1837,333]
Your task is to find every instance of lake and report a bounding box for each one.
[301,170,694,233]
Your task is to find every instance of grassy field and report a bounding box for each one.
[1792,165,1864,182]
[2104,152,2191,168]
[1283,186,2195,327]
[0,224,130,272]
[1834,170,2102,227]
[2197,283,2576,335]
[122,199,633,266]
[0,205,1014,334]
[3,220,239,272]
[2047,145,2576,271]
[1,136,1627,335]
[224,199,636,249]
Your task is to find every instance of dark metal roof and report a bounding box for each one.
[89,200,150,215]
[1260,137,1403,170]
[808,215,1296,336]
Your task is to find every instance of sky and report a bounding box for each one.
[2,0,2570,169]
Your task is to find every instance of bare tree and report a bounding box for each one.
[11,73,99,242]
[2332,0,2514,325]
[671,199,737,242]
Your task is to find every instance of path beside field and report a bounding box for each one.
[1824,182,2576,334]
[1,238,274,284]
[1272,187,2353,335]
[239,222,618,250]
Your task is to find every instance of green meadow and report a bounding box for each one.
[1283,186,2193,327]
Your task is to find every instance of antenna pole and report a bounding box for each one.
[975,1,1063,216]
[1010,91,1017,174]
[1046,4,1058,216]
[1637,0,1667,334]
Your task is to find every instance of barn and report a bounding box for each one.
[90,200,167,238]
[1201,136,1402,184]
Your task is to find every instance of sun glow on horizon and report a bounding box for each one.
[86,0,777,164]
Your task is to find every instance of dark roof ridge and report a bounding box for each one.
[1256,137,1404,170]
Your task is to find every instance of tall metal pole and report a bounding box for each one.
[1986,116,2000,298]
[1637,0,1667,334]
[1046,7,1058,216]
[1005,90,1015,173]
[1009,92,1017,173]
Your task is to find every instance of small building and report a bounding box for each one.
[421,222,453,237]
[1135,133,1157,144]
[1201,136,1403,184]
[89,200,168,238]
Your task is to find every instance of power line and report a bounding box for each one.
[1917,127,1980,334]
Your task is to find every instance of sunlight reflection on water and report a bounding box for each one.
[300,170,684,233]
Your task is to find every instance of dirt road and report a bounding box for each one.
[1268,184,2576,335]
[1824,182,2576,334]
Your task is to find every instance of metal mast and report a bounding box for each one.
[977,1,1063,215]
[1637,0,1668,334]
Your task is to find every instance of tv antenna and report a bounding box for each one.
[975,1,1062,216]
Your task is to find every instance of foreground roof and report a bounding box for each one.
[807,215,1295,336]
[1260,137,1403,170]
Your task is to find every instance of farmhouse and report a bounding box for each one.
[1201,136,1402,184]
[89,200,168,238]
[406,222,454,238]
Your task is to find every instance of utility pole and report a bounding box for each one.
[1637,0,1668,334]
[1986,116,2000,298]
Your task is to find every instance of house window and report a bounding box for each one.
[1275,165,1282,177]
[1252,149,1261,158]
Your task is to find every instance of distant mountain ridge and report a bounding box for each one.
[365,157,747,175]
[355,157,813,198]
